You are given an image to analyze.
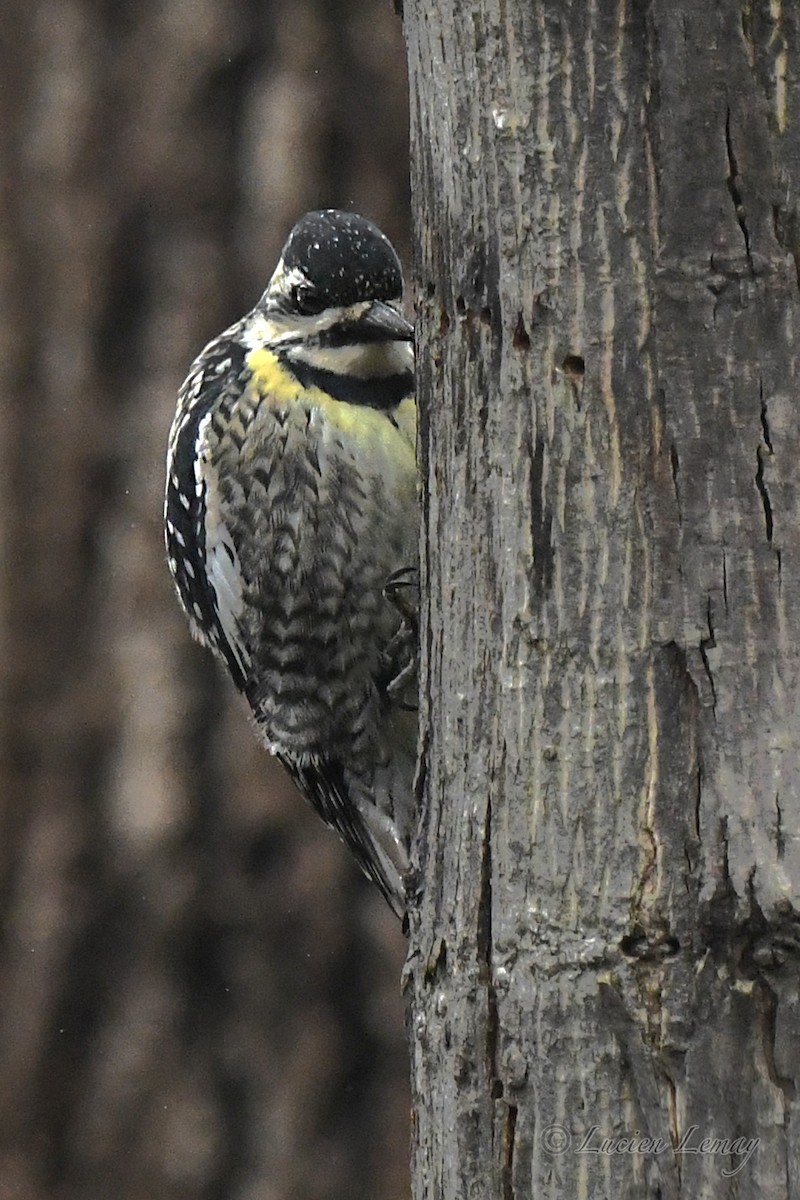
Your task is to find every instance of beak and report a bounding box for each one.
[355,300,414,342]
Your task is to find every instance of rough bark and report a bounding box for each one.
[405,2,800,1197]
[0,3,409,1198]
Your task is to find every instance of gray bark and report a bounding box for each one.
[405,2,800,1197]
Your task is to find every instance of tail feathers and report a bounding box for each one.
[278,753,408,917]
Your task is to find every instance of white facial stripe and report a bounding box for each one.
[247,299,402,348]
[288,339,414,379]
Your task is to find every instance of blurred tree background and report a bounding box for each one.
[0,2,411,1198]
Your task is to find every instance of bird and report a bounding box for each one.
[164,209,418,916]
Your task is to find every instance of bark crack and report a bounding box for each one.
[759,377,774,453]
[479,791,497,1079]
[530,432,554,596]
[501,1100,517,1200]
[699,597,717,715]
[775,792,785,860]
[724,106,753,270]
[756,376,777,547]
[755,444,774,543]
[480,792,514,1196]
[720,817,731,890]
[670,443,681,524]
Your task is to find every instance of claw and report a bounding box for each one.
[384,566,419,635]
[382,566,419,709]
[386,655,417,710]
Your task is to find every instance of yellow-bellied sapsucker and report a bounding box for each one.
[165,210,417,916]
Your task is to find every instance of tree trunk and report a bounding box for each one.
[405,2,800,1196]
[0,4,410,1198]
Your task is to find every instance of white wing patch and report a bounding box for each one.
[195,413,251,681]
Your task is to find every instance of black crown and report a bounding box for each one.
[281,210,404,312]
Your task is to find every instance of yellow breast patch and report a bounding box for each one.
[245,347,416,455]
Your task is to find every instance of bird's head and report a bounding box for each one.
[258,209,414,346]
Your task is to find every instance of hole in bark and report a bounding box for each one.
[426,280,436,297]
[562,354,585,378]
[513,313,531,351]
[620,932,680,960]
[620,933,646,957]
[456,295,466,314]
[440,308,451,336]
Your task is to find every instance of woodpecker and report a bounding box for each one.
[165,210,417,916]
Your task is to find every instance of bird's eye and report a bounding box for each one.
[292,284,321,315]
